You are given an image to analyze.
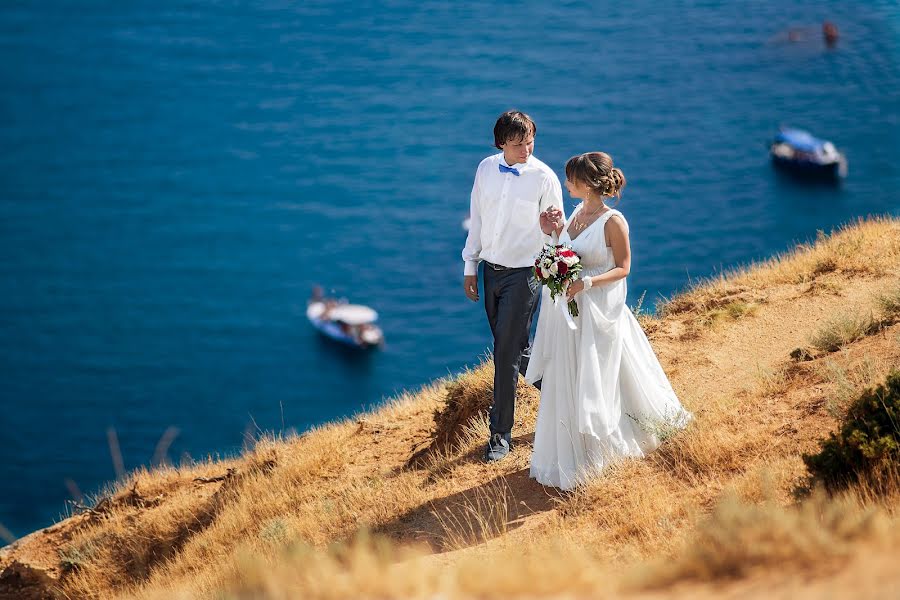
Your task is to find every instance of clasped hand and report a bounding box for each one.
[540,207,564,235]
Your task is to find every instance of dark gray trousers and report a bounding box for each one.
[482,263,540,438]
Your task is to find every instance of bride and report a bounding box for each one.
[525,151,691,490]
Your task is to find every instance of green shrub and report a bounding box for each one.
[803,370,900,491]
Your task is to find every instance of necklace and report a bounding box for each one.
[572,201,607,232]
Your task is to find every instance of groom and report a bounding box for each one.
[462,110,564,461]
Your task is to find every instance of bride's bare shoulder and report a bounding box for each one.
[607,213,627,226]
[603,211,630,241]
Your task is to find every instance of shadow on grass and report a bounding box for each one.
[376,463,564,553]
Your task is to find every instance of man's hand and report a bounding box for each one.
[464,275,479,302]
[540,207,564,235]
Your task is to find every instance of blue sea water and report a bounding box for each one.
[0,1,898,537]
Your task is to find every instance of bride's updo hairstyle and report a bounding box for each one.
[565,152,626,201]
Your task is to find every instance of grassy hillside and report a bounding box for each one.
[2,216,899,600]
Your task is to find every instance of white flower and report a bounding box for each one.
[549,262,558,275]
[540,266,550,279]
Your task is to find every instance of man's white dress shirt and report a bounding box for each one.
[462,153,564,276]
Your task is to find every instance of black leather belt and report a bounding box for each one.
[484,261,529,271]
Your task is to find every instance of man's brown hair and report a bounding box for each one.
[493,110,536,149]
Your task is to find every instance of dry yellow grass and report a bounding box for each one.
[641,486,893,587]
[878,284,900,320]
[658,217,899,318]
[1,216,899,600]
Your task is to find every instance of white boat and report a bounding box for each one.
[307,301,384,349]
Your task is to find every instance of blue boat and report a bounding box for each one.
[307,301,384,349]
[770,128,847,180]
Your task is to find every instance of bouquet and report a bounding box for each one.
[533,243,583,318]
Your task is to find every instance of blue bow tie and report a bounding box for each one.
[499,164,520,176]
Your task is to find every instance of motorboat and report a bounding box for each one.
[769,128,847,180]
[307,300,384,349]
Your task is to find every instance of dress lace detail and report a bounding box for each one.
[525,206,691,490]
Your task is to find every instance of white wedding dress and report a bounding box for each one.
[525,206,691,490]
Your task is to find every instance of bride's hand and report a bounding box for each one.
[565,279,584,302]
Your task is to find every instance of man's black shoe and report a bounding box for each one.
[485,433,511,461]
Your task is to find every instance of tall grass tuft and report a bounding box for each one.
[877,285,900,322]
[431,476,514,550]
[639,488,886,587]
[810,312,879,352]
